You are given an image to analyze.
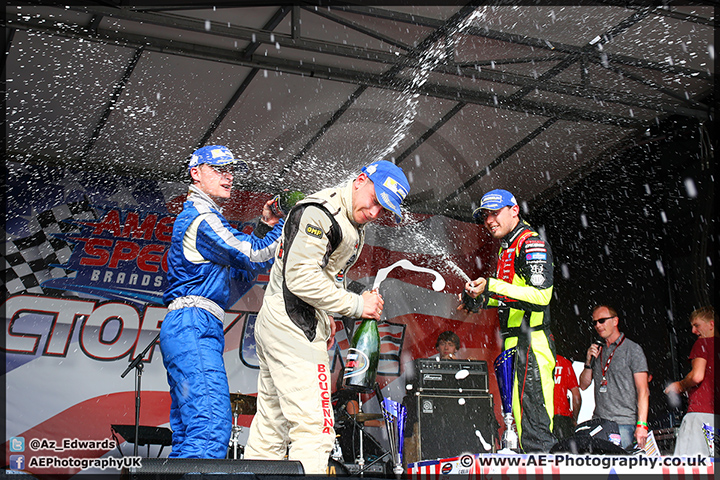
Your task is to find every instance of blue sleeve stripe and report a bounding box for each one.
[204,213,278,262]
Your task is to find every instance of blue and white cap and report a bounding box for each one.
[473,189,518,219]
[361,160,410,223]
[188,145,248,175]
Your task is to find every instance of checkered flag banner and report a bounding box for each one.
[3,199,97,296]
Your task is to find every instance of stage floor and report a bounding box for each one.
[408,452,714,478]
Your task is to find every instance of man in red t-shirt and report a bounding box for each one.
[553,355,582,440]
[665,306,718,456]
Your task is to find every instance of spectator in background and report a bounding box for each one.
[665,306,718,456]
[430,330,461,360]
[553,355,582,440]
[579,305,649,450]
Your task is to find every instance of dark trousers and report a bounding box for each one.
[553,415,576,441]
[511,330,557,453]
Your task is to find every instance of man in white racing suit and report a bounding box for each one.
[245,160,410,473]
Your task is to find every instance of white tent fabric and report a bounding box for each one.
[5,3,715,220]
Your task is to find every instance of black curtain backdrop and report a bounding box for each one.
[528,114,716,429]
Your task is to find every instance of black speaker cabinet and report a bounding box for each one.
[416,393,497,461]
[127,457,304,479]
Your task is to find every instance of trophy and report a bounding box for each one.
[376,385,406,477]
[493,347,518,451]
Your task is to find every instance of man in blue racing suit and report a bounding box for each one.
[160,145,284,458]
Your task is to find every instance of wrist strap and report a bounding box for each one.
[254,219,273,238]
[583,364,592,369]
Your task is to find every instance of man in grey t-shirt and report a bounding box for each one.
[579,305,650,449]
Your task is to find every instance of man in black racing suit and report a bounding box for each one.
[460,189,556,453]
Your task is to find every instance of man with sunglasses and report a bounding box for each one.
[459,189,556,453]
[579,305,649,450]
[245,160,410,473]
[160,145,285,458]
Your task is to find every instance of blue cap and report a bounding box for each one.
[188,145,248,175]
[472,189,518,219]
[361,160,410,223]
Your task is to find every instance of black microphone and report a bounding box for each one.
[589,339,604,368]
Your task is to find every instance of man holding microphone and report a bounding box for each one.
[579,305,650,450]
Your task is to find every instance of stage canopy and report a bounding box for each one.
[5,3,715,221]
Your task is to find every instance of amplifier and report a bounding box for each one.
[415,359,488,393]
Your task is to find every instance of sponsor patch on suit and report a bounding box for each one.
[306,224,323,238]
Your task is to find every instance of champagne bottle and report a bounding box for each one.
[343,318,380,393]
[270,190,306,216]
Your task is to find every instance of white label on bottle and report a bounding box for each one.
[343,348,369,378]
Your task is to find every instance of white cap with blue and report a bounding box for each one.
[361,160,410,223]
[188,145,248,175]
[472,189,518,219]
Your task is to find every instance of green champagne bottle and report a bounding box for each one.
[343,318,380,393]
[270,190,306,216]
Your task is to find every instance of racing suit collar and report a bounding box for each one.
[500,219,529,249]
[341,180,364,230]
[188,184,222,212]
